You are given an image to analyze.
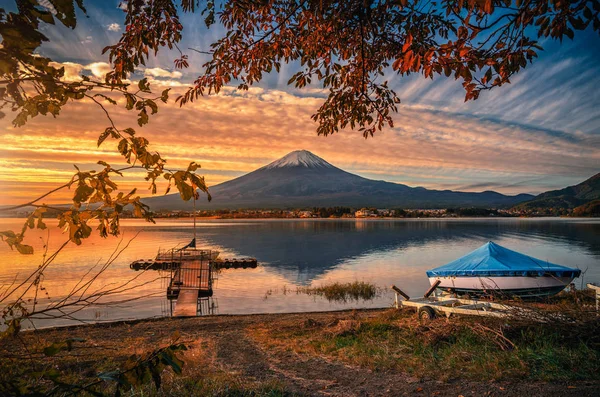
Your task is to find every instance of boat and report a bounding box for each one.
[426,241,581,298]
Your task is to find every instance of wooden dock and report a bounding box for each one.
[128,249,258,317]
[167,260,213,317]
[173,289,200,317]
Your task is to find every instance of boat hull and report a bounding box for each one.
[429,276,575,298]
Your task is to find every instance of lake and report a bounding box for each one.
[1,217,599,328]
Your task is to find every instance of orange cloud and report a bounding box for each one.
[1,80,598,206]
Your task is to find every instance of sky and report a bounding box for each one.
[1,1,599,205]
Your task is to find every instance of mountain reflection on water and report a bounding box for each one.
[2,217,599,326]
[189,219,600,284]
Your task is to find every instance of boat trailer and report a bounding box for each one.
[391,281,512,320]
[393,282,600,321]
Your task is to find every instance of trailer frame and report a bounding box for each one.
[391,284,513,319]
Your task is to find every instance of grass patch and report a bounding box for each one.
[296,281,379,302]
[251,307,600,382]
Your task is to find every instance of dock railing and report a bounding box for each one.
[197,297,218,316]
[156,248,217,262]
[172,261,212,290]
[165,249,216,299]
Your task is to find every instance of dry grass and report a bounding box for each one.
[134,372,294,397]
[296,281,379,302]
[250,298,600,382]
[0,327,295,396]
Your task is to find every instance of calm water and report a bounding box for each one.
[1,218,599,328]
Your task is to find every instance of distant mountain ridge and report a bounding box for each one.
[144,150,534,210]
[513,172,600,212]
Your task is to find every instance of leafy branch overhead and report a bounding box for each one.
[0,1,210,252]
[105,0,600,137]
[1,0,598,251]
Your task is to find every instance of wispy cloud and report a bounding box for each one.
[1,83,597,205]
[144,67,183,79]
[106,23,121,32]
[49,61,112,81]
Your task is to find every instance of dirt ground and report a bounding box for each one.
[17,309,600,396]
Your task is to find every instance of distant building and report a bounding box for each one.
[298,211,313,218]
[377,209,391,216]
[355,208,374,218]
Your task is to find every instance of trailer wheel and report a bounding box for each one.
[418,306,436,321]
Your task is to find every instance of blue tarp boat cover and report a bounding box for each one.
[426,242,581,278]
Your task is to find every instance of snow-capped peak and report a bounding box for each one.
[264,150,334,169]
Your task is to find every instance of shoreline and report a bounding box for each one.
[5,307,599,396]
[3,214,599,220]
[4,215,594,220]
[21,307,390,333]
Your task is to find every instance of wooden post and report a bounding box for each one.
[391,285,410,301]
[192,188,197,245]
[424,280,441,298]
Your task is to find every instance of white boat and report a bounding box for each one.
[426,242,581,298]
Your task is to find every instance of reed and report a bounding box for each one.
[296,281,380,302]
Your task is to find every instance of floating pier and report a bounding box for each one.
[130,257,258,271]
[129,248,257,317]
[130,259,180,271]
[211,258,258,269]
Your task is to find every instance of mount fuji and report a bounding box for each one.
[144,150,533,210]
